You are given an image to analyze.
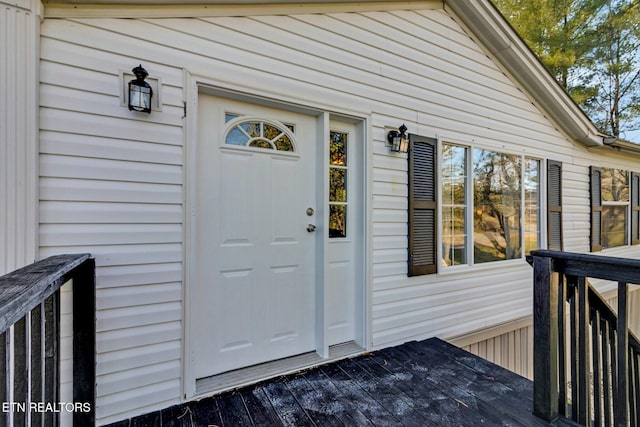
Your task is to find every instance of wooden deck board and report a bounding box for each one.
[107,338,559,426]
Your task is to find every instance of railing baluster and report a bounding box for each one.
[617,282,629,427]
[14,317,28,427]
[559,275,568,417]
[31,304,44,427]
[593,308,603,426]
[44,292,59,427]
[568,279,580,421]
[576,276,590,425]
[603,318,613,427]
[0,330,7,427]
[635,352,640,427]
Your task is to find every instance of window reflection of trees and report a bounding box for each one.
[601,168,629,248]
[442,144,467,266]
[473,149,522,263]
[329,131,347,238]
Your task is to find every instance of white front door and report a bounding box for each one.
[193,94,317,378]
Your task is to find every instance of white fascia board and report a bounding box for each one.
[445,0,604,147]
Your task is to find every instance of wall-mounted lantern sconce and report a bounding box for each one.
[387,124,409,153]
[128,65,153,114]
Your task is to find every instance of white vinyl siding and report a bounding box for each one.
[38,5,640,424]
[1,0,38,274]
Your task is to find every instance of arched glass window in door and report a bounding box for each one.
[224,117,295,152]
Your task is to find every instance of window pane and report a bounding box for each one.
[442,207,466,266]
[473,149,522,263]
[524,159,540,255]
[602,168,629,202]
[330,169,347,202]
[603,205,628,248]
[330,132,347,166]
[442,144,467,266]
[329,205,346,238]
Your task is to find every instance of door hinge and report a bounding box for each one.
[182,101,187,119]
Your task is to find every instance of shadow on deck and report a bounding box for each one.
[110,338,572,426]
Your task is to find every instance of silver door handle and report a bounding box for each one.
[307,224,316,232]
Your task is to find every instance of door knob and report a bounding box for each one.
[307,224,316,232]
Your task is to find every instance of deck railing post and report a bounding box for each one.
[616,282,629,427]
[72,258,96,427]
[533,255,560,421]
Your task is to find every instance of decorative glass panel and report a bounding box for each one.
[329,131,348,238]
[330,169,347,202]
[330,132,347,166]
[224,118,295,152]
[441,144,467,266]
[329,205,347,238]
[524,158,540,255]
[473,149,522,263]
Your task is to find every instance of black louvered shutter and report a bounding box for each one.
[547,160,563,250]
[408,135,437,276]
[590,166,602,252]
[632,172,640,245]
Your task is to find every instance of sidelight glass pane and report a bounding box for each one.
[330,169,347,202]
[329,205,347,238]
[473,149,522,263]
[330,132,347,166]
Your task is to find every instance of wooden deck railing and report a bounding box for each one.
[0,254,95,427]
[531,249,640,426]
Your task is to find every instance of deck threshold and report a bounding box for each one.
[195,341,363,396]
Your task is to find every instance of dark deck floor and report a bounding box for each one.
[111,338,567,426]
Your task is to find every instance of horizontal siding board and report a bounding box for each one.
[96,379,181,423]
[98,283,182,310]
[97,341,182,376]
[97,302,182,332]
[39,223,182,246]
[96,263,183,288]
[97,322,182,354]
[40,201,181,224]
[41,244,181,267]
[98,360,180,397]
[40,108,182,146]
[40,178,182,204]
[40,130,183,165]
[40,83,183,126]
[40,154,182,184]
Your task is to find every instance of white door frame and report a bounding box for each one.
[182,72,370,400]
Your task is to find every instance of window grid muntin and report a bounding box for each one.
[223,116,296,153]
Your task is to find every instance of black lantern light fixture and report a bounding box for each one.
[387,124,409,153]
[128,65,153,114]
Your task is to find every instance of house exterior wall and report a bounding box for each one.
[38,4,640,424]
[1,0,39,274]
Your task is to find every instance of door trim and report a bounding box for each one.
[182,71,370,400]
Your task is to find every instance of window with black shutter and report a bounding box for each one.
[547,160,563,250]
[408,135,437,276]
